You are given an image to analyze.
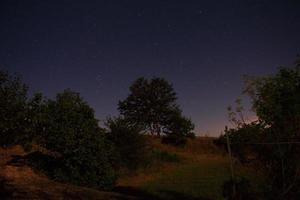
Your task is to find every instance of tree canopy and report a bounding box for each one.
[222,60,300,199]
[0,70,28,146]
[244,66,300,139]
[119,77,178,136]
[38,89,117,188]
[118,77,194,143]
[105,117,149,170]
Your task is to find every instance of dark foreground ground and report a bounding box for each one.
[0,138,263,200]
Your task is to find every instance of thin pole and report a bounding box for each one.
[226,134,236,197]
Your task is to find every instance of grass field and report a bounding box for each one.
[140,157,230,200]
[116,137,265,200]
[0,137,264,199]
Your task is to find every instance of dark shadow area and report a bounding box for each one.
[7,155,26,166]
[113,186,159,200]
[0,177,14,200]
[156,190,211,200]
[8,151,63,177]
[113,186,212,200]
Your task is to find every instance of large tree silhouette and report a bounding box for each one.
[119,77,194,140]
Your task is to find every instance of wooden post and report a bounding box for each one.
[226,133,236,197]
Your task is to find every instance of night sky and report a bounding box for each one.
[1,0,300,136]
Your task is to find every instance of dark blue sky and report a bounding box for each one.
[1,0,300,135]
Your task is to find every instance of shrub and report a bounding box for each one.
[105,117,150,170]
[217,123,264,163]
[0,70,47,149]
[0,70,28,146]
[36,89,117,189]
[162,109,195,146]
[223,63,300,198]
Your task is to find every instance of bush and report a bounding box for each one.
[0,70,47,149]
[35,89,117,189]
[106,117,150,170]
[162,109,195,146]
[224,63,300,198]
[0,71,118,188]
[217,123,264,163]
[0,70,28,146]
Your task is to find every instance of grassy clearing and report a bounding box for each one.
[118,138,266,200]
[151,149,181,163]
[139,157,230,200]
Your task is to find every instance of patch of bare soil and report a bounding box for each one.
[0,146,136,200]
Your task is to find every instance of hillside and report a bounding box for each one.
[0,145,139,200]
[0,137,261,200]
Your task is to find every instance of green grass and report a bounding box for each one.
[135,156,266,200]
[139,157,230,200]
[117,138,267,200]
[151,149,181,163]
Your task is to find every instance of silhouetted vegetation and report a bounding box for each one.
[2,58,300,199]
[0,69,197,192]
[220,59,300,200]
[119,77,195,145]
[105,117,150,170]
[0,70,196,191]
[162,108,195,146]
[34,90,117,188]
[0,70,28,146]
[0,71,116,188]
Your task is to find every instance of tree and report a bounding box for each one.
[295,55,300,67]
[243,66,300,199]
[22,92,45,150]
[118,77,178,136]
[38,89,117,189]
[224,60,300,199]
[244,67,300,134]
[119,77,195,145]
[0,70,28,146]
[221,123,264,163]
[162,109,195,146]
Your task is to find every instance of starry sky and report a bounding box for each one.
[1,0,300,136]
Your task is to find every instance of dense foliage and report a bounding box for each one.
[218,123,263,163]
[37,90,117,188]
[244,66,300,199]
[162,109,195,146]
[105,117,150,170]
[0,71,28,146]
[0,71,118,189]
[119,77,195,144]
[119,77,178,136]
[221,60,300,199]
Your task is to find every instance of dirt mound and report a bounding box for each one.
[0,146,136,200]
